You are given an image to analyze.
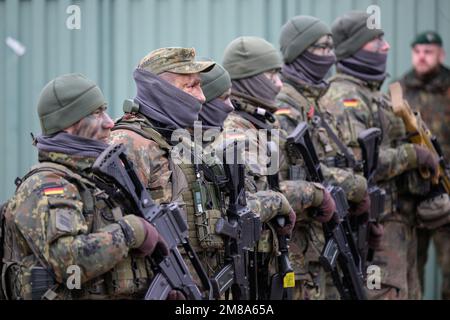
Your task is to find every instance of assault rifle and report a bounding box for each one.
[93,144,212,300]
[286,122,367,300]
[265,141,295,300]
[210,141,261,300]
[356,128,386,265]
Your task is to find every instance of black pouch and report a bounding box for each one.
[31,266,56,300]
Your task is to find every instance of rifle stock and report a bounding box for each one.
[390,82,450,193]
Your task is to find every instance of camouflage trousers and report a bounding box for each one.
[288,222,341,300]
[366,214,421,300]
[417,225,450,300]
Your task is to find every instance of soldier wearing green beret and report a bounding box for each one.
[398,31,450,300]
[1,74,170,300]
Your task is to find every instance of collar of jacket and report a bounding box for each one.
[402,65,450,93]
[38,150,95,176]
[282,74,329,100]
[329,71,384,91]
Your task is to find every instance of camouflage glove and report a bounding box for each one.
[368,223,384,251]
[275,193,296,236]
[120,215,169,257]
[413,145,440,179]
[349,191,371,217]
[316,189,336,223]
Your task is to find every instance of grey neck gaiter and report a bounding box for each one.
[337,49,388,83]
[199,98,234,129]
[231,73,281,105]
[134,68,202,130]
[282,51,336,87]
[36,132,108,158]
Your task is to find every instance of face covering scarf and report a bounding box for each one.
[199,97,234,128]
[36,131,108,158]
[336,49,388,83]
[282,50,336,87]
[134,68,203,129]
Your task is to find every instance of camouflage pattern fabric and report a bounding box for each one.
[110,113,294,291]
[275,79,368,300]
[2,151,152,300]
[399,65,450,300]
[222,93,329,300]
[138,47,215,75]
[320,72,423,300]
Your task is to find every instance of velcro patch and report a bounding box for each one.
[55,210,73,233]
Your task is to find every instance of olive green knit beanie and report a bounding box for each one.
[280,15,331,63]
[332,11,384,60]
[37,73,107,135]
[222,36,282,80]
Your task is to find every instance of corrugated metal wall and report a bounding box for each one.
[1,0,449,299]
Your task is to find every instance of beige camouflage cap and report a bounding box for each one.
[138,47,215,75]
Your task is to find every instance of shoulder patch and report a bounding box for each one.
[275,108,292,116]
[342,99,359,108]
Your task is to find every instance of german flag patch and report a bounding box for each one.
[342,99,359,108]
[275,108,291,115]
[44,187,65,196]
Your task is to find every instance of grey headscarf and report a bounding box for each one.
[36,132,108,158]
[336,49,388,83]
[134,68,202,129]
[231,73,281,105]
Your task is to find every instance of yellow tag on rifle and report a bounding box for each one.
[283,272,295,288]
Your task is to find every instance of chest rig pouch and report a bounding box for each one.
[113,110,226,252]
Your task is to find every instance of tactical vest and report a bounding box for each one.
[278,83,339,160]
[2,162,152,300]
[113,114,226,275]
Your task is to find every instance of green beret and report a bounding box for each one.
[280,15,331,63]
[37,73,107,135]
[332,11,384,60]
[411,31,443,47]
[200,62,232,103]
[222,36,282,80]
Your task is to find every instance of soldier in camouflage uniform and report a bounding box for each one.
[275,15,383,300]
[1,74,170,300]
[109,48,296,297]
[398,31,450,299]
[321,11,440,299]
[222,36,343,300]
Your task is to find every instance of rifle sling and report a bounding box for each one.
[315,110,357,168]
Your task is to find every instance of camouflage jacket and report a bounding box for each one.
[110,113,292,225]
[275,79,367,204]
[2,151,151,300]
[320,73,418,183]
[224,92,325,220]
[399,65,450,160]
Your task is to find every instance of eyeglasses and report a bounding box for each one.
[308,42,334,55]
